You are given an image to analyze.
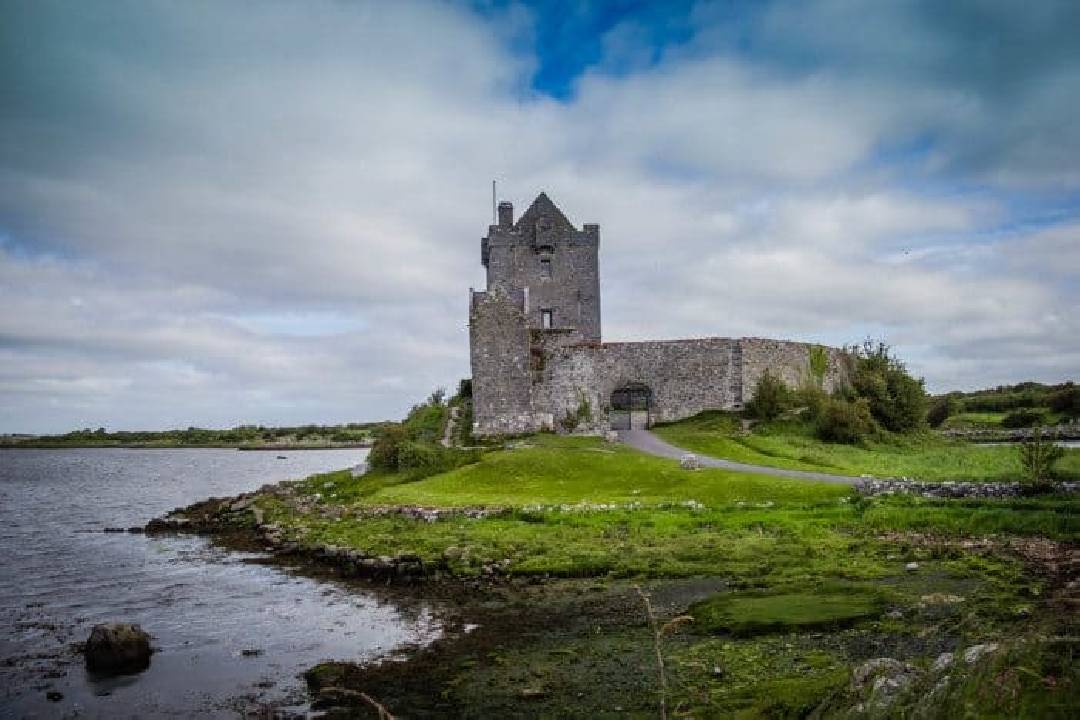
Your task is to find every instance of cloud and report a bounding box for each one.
[0,0,1077,431]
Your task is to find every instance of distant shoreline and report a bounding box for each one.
[1,442,372,450]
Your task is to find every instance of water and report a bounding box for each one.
[974,440,1080,448]
[0,448,440,718]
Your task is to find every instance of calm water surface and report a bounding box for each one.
[0,448,440,719]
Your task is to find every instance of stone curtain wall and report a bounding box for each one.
[471,329,851,436]
[533,338,740,433]
[740,339,850,398]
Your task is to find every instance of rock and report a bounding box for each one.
[84,623,152,674]
[46,691,63,702]
[680,453,701,471]
[962,643,998,665]
[931,652,955,673]
[852,658,919,711]
[905,561,919,572]
[604,430,619,443]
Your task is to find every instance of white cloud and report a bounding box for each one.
[0,0,1077,431]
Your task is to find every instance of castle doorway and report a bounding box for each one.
[610,383,651,431]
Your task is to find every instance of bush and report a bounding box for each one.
[927,395,961,428]
[816,397,876,444]
[1018,429,1065,492]
[368,424,407,472]
[849,340,926,432]
[1001,408,1045,428]
[746,370,791,422]
[793,385,829,421]
[1048,383,1079,418]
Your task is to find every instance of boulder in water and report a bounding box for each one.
[84,623,152,674]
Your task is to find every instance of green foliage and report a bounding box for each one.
[848,339,927,433]
[368,423,407,472]
[816,397,876,444]
[559,391,593,432]
[654,413,1080,482]
[746,370,791,422]
[1048,382,1080,417]
[807,344,829,387]
[1002,408,1046,428]
[690,586,883,636]
[927,394,961,428]
[1018,428,1066,491]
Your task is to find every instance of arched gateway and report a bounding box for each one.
[609,383,652,431]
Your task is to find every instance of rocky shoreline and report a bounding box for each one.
[143,480,508,583]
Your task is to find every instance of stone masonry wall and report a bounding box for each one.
[534,338,739,432]
[529,337,849,435]
[740,338,850,400]
[469,289,539,435]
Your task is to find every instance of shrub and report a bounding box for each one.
[849,340,927,432]
[368,423,407,472]
[1048,383,1079,418]
[816,397,876,444]
[1001,408,1045,428]
[927,395,961,428]
[793,385,829,421]
[1018,428,1065,493]
[746,370,791,422]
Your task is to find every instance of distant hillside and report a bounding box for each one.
[931,381,1079,430]
[1,422,384,449]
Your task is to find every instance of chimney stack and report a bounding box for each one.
[497,201,514,228]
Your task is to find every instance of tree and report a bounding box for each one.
[816,397,876,444]
[746,370,791,422]
[849,340,926,432]
[1049,383,1080,419]
[1018,428,1064,493]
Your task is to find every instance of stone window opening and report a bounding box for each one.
[541,309,554,329]
[540,257,552,279]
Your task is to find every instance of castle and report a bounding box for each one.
[468,192,849,436]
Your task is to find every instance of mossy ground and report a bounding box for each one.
[652,412,1080,482]
[245,434,1076,718]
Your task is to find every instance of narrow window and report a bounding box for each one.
[541,309,553,329]
[540,257,552,278]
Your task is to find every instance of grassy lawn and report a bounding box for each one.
[258,435,1077,580]
[652,413,1080,482]
[246,434,1077,718]
[940,411,1008,429]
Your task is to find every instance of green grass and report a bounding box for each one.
[264,432,1078,718]
[690,586,884,636]
[265,435,1077,584]
[653,415,1080,482]
[940,411,1008,429]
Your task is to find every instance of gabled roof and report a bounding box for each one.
[514,191,576,233]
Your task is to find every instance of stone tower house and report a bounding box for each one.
[482,192,601,341]
[469,192,848,436]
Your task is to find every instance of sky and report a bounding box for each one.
[1,0,1078,433]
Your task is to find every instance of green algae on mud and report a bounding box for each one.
[690,586,885,636]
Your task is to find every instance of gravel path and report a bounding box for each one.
[619,429,859,485]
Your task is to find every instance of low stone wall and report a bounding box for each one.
[855,478,1080,498]
[939,424,1080,442]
